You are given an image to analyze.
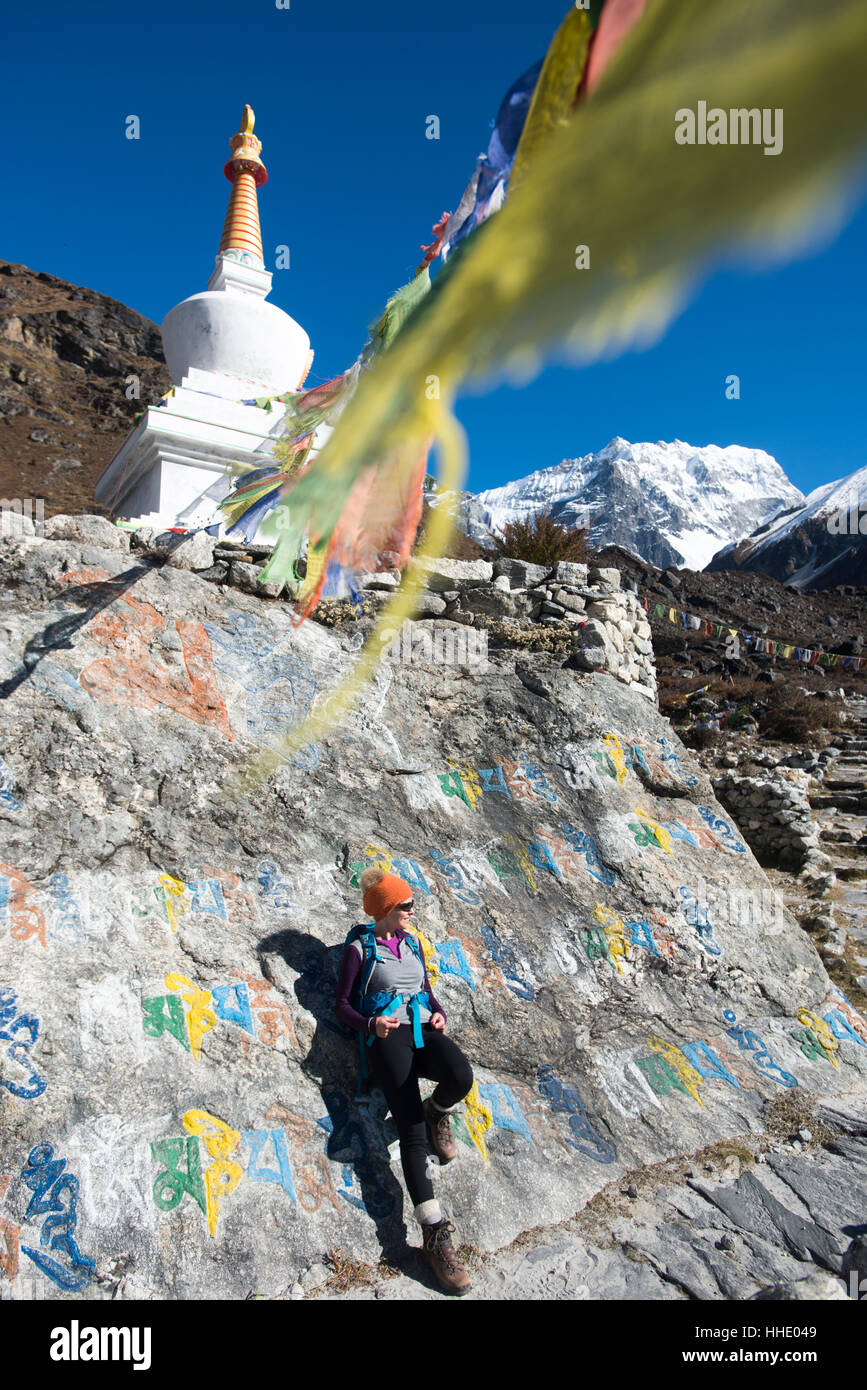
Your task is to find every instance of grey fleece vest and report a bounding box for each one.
[350,934,432,1026]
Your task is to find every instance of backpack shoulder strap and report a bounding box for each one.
[345,924,379,999]
[403,931,425,967]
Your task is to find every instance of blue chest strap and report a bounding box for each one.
[352,930,428,1090]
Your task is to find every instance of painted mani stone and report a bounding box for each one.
[57,568,233,739]
[723,1011,798,1088]
[18,1144,94,1291]
[537,1065,615,1163]
[0,986,47,1100]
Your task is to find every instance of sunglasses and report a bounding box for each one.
[397,901,414,912]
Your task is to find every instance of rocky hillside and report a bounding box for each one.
[592,545,867,700]
[0,260,171,517]
[1,518,865,1301]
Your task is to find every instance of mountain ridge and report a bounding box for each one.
[472,437,805,572]
[707,464,867,589]
[0,259,171,517]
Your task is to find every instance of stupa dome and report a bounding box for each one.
[161,288,309,395]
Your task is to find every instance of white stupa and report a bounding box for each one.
[95,106,319,534]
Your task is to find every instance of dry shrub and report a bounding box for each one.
[323,1248,377,1292]
[759,691,844,743]
[762,1091,837,1145]
[491,512,590,566]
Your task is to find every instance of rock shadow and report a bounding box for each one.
[258,927,410,1263]
[0,562,156,700]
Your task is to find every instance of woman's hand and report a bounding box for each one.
[374,1016,401,1039]
[430,1013,446,1031]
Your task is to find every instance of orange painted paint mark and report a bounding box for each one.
[448,926,511,999]
[684,1025,755,1090]
[201,866,258,925]
[0,1216,20,1281]
[0,861,46,947]
[647,909,678,960]
[231,969,302,1055]
[0,1176,9,1203]
[264,1102,341,1215]
[57,568,233,739]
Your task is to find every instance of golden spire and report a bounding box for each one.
[219,105,268,265]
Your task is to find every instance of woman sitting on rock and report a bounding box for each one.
[335,865,475,1294]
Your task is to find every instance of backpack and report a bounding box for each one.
[344,924,430,1098]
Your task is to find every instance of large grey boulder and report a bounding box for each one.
[0,526,864,1303]
[359,570,401,591]
[462,587,535,621]
[550,561,589,586]
[163,532,216,572]
[492,558,551,589]
[555,591,586,615]
[411,592,448,618]
[589,567,621,589]
[414,557,493,591]
[230,560,286,600]
[44,513,130,552]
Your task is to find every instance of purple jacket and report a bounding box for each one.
[335,928,446,1035]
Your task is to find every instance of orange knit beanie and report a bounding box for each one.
[360,866,411,922]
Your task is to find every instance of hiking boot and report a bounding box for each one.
[422,1220,471,1295]
[423,1097,457,1163]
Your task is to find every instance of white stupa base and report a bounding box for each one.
[94,375,296,535]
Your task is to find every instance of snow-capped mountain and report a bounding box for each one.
[707,464,867,589]
[472,437,804,571]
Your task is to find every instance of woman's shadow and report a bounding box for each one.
[259,927,412,1266]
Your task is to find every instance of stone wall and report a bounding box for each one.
[711,770,833,886]
[114,532,659,701]
[374,556,658,701]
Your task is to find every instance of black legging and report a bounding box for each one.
[370,1023,473,1206]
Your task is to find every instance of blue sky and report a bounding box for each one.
[7,0,865,499]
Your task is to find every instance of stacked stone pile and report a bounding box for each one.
[405,556,657,701]
[711,769,833,883]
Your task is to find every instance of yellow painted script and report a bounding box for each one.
[182,1109,243,1238]
[165,973,217,1062]
[463,1082,493,1163]
[635,809,674,856]
[592,904,629,974]
[646,1035,704,1106]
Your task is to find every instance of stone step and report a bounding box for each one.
[820,837,867,854]
[834,864,867,881]
[809,793,867,811]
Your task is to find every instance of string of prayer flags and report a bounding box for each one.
[646,595,866,670]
